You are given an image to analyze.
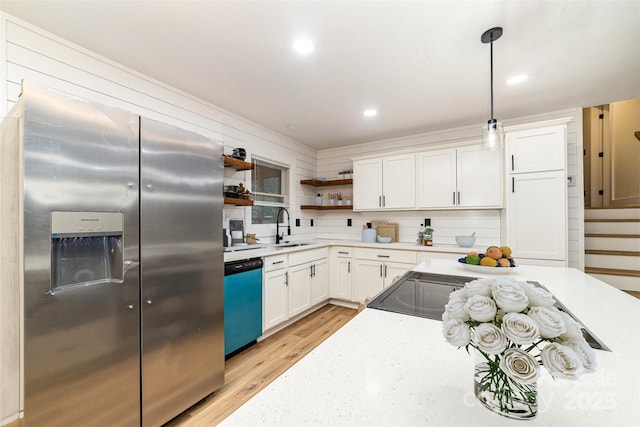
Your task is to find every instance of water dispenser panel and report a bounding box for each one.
[51,212,124,294]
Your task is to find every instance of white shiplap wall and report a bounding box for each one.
[0,12,319,244]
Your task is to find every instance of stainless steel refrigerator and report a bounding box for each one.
[0,83,224,426]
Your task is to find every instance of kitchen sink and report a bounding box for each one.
[367,271,610,351]
[274,242,313,249]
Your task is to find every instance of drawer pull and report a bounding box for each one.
[377,255,390,258]
[272,260,284,265]
[338,251,349,255]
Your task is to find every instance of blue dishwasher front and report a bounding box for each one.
[224,258,263,356]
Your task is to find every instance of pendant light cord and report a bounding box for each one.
[490,40,494,122]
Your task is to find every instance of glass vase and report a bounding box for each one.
[473,350,537,420]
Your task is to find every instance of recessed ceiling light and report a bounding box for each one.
[507,74,529,85]
[292,38,314,55]
[363,109,378,117]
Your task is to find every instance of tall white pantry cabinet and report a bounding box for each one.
[505,125,568,265]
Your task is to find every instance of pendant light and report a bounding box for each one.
[481,26,504,149]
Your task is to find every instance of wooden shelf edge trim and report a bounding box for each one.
[224,197,253,206]
[300,179,353,186]
[223,156,254,171]
[300,205,353,210]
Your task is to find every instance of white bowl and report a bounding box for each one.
[377,236,392,243]
[455,235,476,247]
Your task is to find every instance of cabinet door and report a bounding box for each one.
[263,269,289,331]
[354,259,384,302]
[382,154,416,209]
[457,145,503,208]
[310,259,329,305]
[417,149,457,208]
[507,126,566,173]
[507,170,566,261]
[383,262,414,288]
[333,257,353,301]
[288,263,312,317]
[353,158,383,210]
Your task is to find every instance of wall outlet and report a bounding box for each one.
[295,218,301,227]
[347,218,352,227]
[424,218,431,227]
[310,219,314,227]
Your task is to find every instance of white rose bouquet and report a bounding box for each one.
[442,278,597,417]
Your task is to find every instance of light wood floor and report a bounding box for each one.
[165,304,359,426]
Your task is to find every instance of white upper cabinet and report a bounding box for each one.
[353,154,415,210]
[417,145,502,209]
[507,126,566,173]
[416,148,456,208]
[353,158,383,210]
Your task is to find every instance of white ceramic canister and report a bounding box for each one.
[362,228,377,243]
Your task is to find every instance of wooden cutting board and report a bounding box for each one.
[376,223,399,242]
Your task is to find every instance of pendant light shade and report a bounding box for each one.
[481,27,504,149]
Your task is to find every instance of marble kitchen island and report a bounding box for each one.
[221,259,640,426]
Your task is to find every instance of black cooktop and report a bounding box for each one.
[367,271,609,351]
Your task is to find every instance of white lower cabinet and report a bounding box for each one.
[507,170,567,261]
[310,259,329,305]
[353,248,417,302]
[263,248,329,332]
[263,268,289,331]
[331,247,354,301]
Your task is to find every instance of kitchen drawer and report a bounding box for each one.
[333,246,353,258]
[289,247,329,266]
[263,254,288,272]
[354,247,417,264]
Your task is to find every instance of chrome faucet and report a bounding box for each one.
[275,207,291,244]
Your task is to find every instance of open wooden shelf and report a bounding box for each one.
[224,197,253,206]
[224,156,254,171]
[300,178,352,186]
[301,205,353,210]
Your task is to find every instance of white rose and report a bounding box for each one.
[520,281,556,307]
[464,295,497,322]
[464,279,494,297]
[442,319,471,347]
[472,323,508,355]
[448,288,468,301]
[491,280,529,313]
[527,306,566,338]
[558,312,584,340]
[501,312,540,346]
[541,343,584,380]
[444,297,470,321]
[499,348,540,384]
[563,338,597,373]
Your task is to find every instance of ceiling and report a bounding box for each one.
[1,1,639,150]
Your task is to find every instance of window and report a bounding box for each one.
[251,158,289,224]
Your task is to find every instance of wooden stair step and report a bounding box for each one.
[585,233,640,238]
[585,249,640,256]
[584,218,640,222]
[585,267,640,277]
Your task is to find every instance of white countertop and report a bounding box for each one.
[223,239,480,262]
[221,258,640,426]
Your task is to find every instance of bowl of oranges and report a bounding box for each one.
[457,245,517,274]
